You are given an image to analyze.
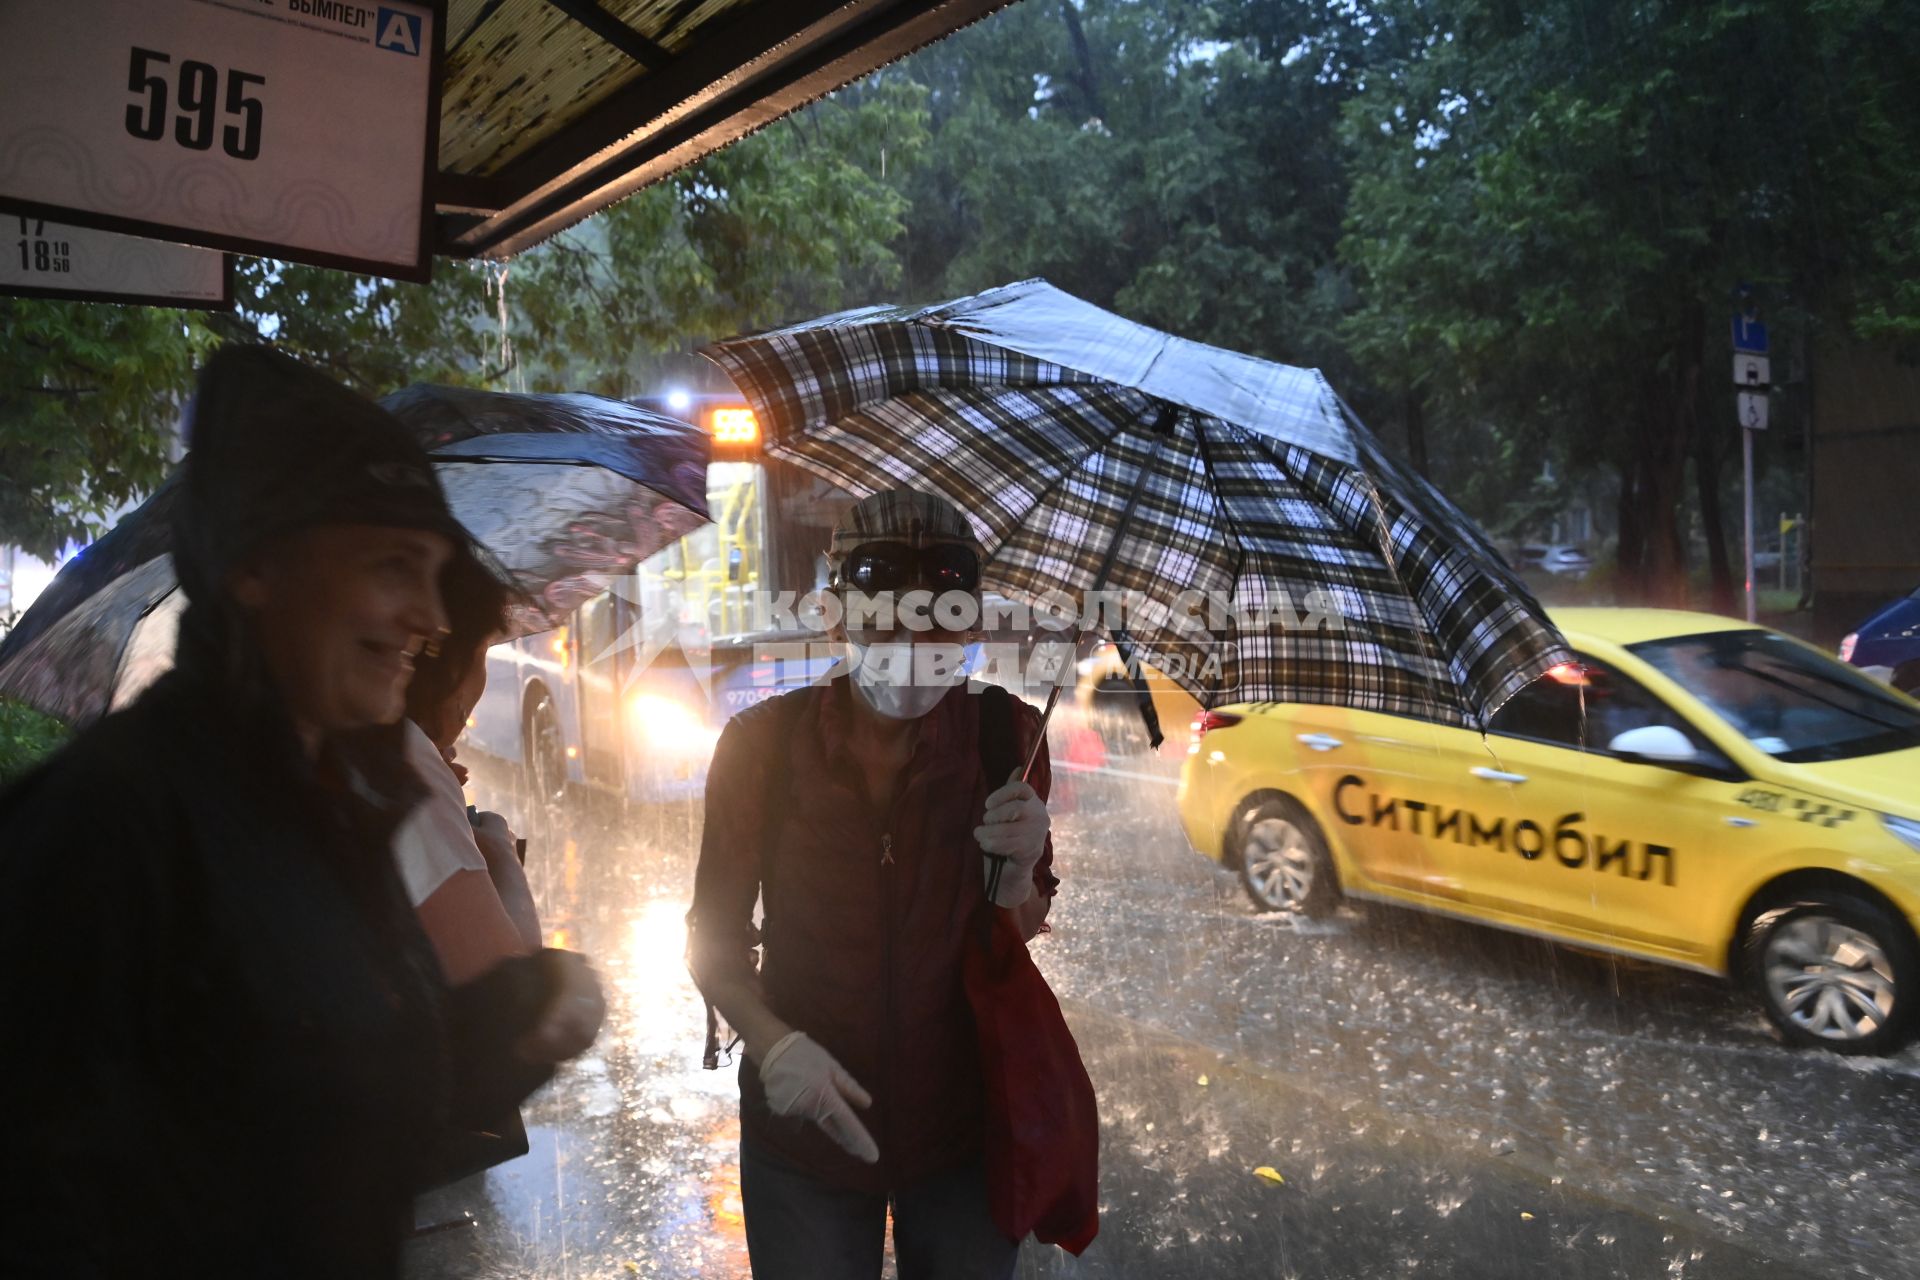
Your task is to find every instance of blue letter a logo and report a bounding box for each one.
[375,8,423,55]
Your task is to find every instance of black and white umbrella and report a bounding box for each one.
[703,279,1569,746]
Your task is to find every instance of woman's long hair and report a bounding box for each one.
[405,552,510,731]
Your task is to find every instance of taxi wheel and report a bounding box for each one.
[1745,895,1919,1055]
[1233,794,1338,919]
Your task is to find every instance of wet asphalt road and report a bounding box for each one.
[405,722,1920,1279]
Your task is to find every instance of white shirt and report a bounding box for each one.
[393,720,488,907]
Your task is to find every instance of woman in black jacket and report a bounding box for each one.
[0,346,603,1277]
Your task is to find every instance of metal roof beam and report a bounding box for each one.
[542,0,673,70]
[439,0,1010,260]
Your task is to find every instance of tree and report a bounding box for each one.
[231,78,929,403]
[0,299,213,559]
[1340,0,1920,603]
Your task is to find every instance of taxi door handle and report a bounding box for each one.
[1296,733,1345,752]
[1723,816,1758,829]
[1470,766,1529,784]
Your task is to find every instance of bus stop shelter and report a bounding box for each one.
[0,0,1013,295]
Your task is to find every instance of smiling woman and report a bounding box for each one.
[230,524,454,752]
[0,346,607,1278]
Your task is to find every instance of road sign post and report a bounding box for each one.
[1732,309,1770,623]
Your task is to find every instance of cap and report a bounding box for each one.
[827,488,979,561]
[171,344,473,602]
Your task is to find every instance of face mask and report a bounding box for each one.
[844,640,981,720]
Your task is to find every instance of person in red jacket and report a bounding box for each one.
[688,489,1055,1280]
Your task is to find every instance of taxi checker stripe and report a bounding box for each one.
[705,282,1569,725]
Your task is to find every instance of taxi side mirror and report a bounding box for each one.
[1607,724,1698,764]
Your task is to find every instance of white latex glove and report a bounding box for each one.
[758,1031,879,1163]
[974,768,1050,908]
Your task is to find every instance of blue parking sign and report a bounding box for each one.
[1732,313,1769,355]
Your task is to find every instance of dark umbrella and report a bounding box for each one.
[0,385,711,726]
[703,278,1571,755]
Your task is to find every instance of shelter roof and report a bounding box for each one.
[434,0,1009,258]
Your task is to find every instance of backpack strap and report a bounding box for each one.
[701,684,815,1070]
[975,682,1020,785]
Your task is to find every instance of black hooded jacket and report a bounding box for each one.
[0,348,566,1276]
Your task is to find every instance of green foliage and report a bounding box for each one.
[1338,0,1920,598]
[0,695,67,785]
[0,300,214,559]
[891,0,1371,378]
[8,0,1918,614]
[509,76,929,397]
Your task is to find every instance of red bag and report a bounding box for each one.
[963,905,1100,1254]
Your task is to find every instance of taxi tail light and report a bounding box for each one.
[1191,710,1243,739]
[1839,633,1858,663]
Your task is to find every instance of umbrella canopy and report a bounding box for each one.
[703,278,1570,731]
[0,385,710,726]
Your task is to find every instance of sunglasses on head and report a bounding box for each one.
[835,541,981,594]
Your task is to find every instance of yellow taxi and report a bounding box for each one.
[1177,609,1920,1054]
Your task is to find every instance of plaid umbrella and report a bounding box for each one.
[0,385,710,726]
[702,278,1570,741]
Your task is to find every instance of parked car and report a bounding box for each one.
[1520,544,1594,577]
[1840,586,1920,694]
[1178,608,1920,1054]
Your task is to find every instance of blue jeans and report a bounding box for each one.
[740,1138,1019,1280]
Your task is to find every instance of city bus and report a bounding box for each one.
[463,393,846,807]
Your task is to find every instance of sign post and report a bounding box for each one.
[1732,308,1770,623]
[0,0,443,282]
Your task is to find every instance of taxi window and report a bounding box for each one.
[1629,630,1920,763]
[1488,654,1725,764]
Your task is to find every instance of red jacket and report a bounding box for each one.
[688,677,1055,1192]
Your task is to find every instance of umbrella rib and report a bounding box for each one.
[1083,402,1179,599]
[971,390,1140,578]
[1186,416,1246,708]
[1020,402,1177,778]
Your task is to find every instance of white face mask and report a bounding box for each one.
[844,640,981,720]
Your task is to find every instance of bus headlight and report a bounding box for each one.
[629,693,719,756]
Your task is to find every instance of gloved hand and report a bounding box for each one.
[975,767,1050,908]
[758,1031,879,1163]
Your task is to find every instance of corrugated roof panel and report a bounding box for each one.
[440,0,755,176]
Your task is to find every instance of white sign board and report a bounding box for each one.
[0,0,441,281]
[2,215,230,308]
[1737,391,1769,431]
[1733,353,1770,388]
